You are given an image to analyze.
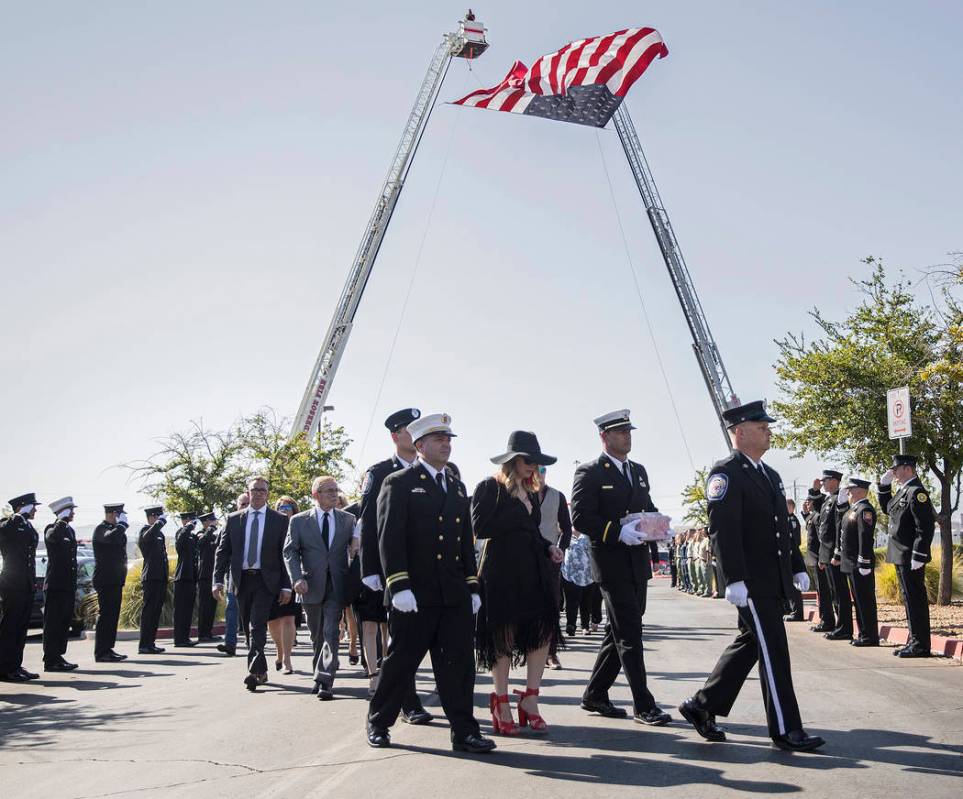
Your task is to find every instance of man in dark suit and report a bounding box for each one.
[0,492,41,682]
[213,476,293,691]
[195,512,220,642]
[43,496,80,671]
[679,400,823,752]
[93,502,130,662]
[571,409,671,726]
[138,505,169,654]
[173,512,200,647]
[366,413,494,754]
[817,469,853,641]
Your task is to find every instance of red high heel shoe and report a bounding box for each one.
[514,687,548,733]
[489,692,519,735]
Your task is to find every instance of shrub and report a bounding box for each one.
[118,558,225,630]
[875,548,963,604]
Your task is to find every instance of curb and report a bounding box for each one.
[116,623,227,642]
[805,609,962,662]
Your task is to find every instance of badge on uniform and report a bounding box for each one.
[411,487,427,494]
[862,510,873,522]
[917,492,928,503]
[361,472,372,495]
[638,479,648,489]
[706,474,728,501]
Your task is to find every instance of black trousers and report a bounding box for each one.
[639,578,650,618]
[896,565,930,651]
[196,582,217,638]
[784,583,804,621]
[43,589,74,663]
[694,596,802,738]
[356,614,425,715]
[95,585,123,656]
[584,580,656,715]
[139,581,166,648]
[237,571,274,676]
[561,579,594,632]
[846,569,878,642]
[669,560,677,587]
[814,565,835,628]
[826,563,852,636]
[368,601,478,738]
[173,580,196,643]
[0,588,32,672]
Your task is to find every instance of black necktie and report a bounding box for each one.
[622,462,632,486]
[320,512,329,549]
[757,463,773,490]
[436,473,446,494]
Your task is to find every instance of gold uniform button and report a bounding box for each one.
[457,536,461,542]
[436,554,442,560]
[438,535,443,541]
[438,515,443,521]
[456,555,460,561]
[456,517,461,523]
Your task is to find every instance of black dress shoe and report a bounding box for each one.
[366,722,391,748]
[348,654,360,666]
[850,638,880,647]
[678,699,726,741]
[810,623,830,633]
[108,650,127,661]
[783,614,804,622]
[317,688,334,701]
[44,662,75,672]
[61,661,79,670]
[174,641,196,648]
[403,708,433,725]
[217,644,236,656]
[581,697,628,718]
[451,732,496,753]
[244,674,259,692]
[198,635,222,642]
[823,630,853,641]
[18,667,40,680]
[634,707,672,726]
[897,647,931,658]
[0,670,29,682]
[772,729,825,752]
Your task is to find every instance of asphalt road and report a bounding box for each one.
[2,581,961,798]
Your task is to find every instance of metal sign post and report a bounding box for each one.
[886,386,912,454]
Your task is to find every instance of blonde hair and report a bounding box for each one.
[494,458,541,497]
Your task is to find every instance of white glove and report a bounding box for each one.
[362,574,383,592]
[880,469,894,487]
[724,580,749,607]
[911,559,925,571]
[793,572,810,592]
[836,487,850,505]
[471,594,482,615]
[391,589,418,613]
[118,512,129,526]
[158,514,167,523]
[619,522,644,546]
[858,568,872,577]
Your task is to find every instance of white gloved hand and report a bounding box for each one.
[836,487,850,505]
[619,522,644,546]
[471,594,482,615]
[911,559,925,571]
[880,469,895,487]
[391,589,418,613]
[858,568,872,577]
[793,571,810,592]
[724,580,749,607]
[118,512,129,526]
[362,574,383,592]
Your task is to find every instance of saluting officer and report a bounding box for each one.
[358,407,432,724]
[195,512,220,642]
[138,505,169,654]
[817,469,853,641]
[782,498,805,622]
[366,413,494,754]
[838,477,879,646]
[173,511,199,647]
[879,454,934,657]
[803,485,834,632]
[678,401,824,752]
[43,496,80,671]
[0,493,42,682]
[571,409,671,726]
[93,502,130,662]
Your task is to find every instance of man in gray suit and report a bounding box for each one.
[284,475,357,700]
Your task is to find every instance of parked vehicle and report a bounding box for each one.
[31,554,99,636]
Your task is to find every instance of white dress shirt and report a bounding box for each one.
[418,457,447,492]
[243,507,265,569]
[314,506,335,547]
[604,452,632,480]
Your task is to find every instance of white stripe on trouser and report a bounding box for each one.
[746,598,786,735]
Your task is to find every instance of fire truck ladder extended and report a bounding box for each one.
[292,14,488,437]
[612,104,739,445]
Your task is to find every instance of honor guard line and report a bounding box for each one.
[292,12,740,446]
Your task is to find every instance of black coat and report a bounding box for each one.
[213,507,292,596]
[879,477,935,566]
[839,498,876,574]
[816,493,843,565]
[471,477,556,626]
[804,494,825,559]
[570,453,657,586]
[92,521,128,589]
[0,514,38,593]
[43,520,77,592]
[360,455,408,580]
[706,451,805,599]
[377,461,479,607]
[174,524,199,583]
[196,528,217,582]
[138,521,169,583]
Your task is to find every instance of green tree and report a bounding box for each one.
[773,258,963,604]
[681,467,710,528]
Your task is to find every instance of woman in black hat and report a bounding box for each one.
[471,431,564,735]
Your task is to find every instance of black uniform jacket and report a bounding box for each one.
[44,520,78,592]
[839,498,876,574]
[174,525,199,582]
[706,451,805,599]
[570,453,657,586]
[788,513,802,550]
[196,528,217,583]
[804,494,825,561]
[360,455,408,580]
[879,477,935,566]
[817,492,843,565]
[377,461,479,607]
[0,514,38,593]
[92,521,128,590]
[138,521,169,583]
[213,507,292,596]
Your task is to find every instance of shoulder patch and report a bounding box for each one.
[706,474,729,501]
[916,492,928,503]
[361,471,373,495]
[862,510,874,522]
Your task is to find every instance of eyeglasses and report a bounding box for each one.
[250,487,268,494]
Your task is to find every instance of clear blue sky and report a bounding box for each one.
[3,1,960,528]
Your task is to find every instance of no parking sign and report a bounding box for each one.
[887,386,912,439]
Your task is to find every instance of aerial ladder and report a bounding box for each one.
[293,12,738,447]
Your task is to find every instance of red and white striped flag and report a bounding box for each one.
[452,27,668,128]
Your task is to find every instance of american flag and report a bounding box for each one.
[452,27,668,128]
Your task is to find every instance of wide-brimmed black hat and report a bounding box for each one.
[490,431,557,466]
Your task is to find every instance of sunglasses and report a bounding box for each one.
[278,504,295,512]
